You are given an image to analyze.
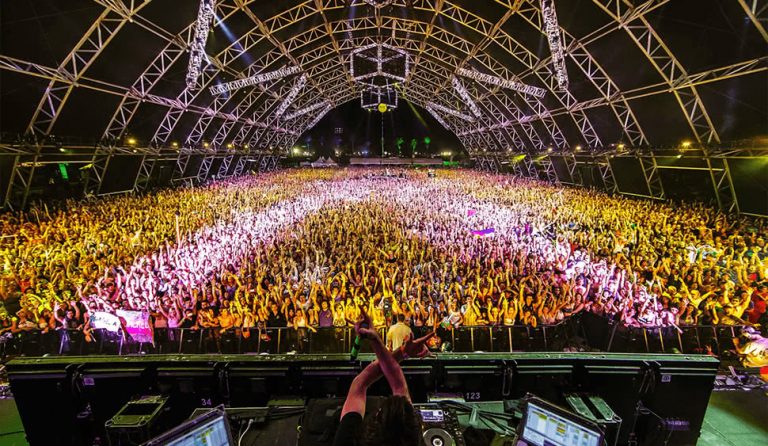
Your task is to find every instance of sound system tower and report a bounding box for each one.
[5,353,719,446]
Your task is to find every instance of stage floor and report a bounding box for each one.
[0,389,765,445]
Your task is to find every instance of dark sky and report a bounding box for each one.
[296,99,466,158]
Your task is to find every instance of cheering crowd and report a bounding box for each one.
[1,168,766,344]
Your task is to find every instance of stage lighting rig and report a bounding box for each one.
[305,104,333,130]
[426,101,475,122]
[361,85,398,112]
[350,43,410,87]
[274,75,307,119]
[452,77,482,119]
[427,104,451,130]
[363,0,393,8]
[284,101,331,120]
[209,66,301,95]
[186,0,215,90]
[541,0,569,90]
[457,68,546,98]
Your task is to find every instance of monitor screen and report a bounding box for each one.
[419,409,445,423]
[521,401,601,446]
[147,411,232,446]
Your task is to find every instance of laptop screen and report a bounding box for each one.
[521,401,602,446]
[145,410,233,446]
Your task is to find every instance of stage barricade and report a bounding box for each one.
[604,321,739,354]
[0,316,746,358]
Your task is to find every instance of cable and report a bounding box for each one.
[268,407,305,420]
[439,401,517,437]
[238,419,254,446]
[439,401,514,421]
[0,431,25,437]
[477,414,517,437]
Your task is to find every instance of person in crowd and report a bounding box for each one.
[0,168,764,348]
[386,313,412,351]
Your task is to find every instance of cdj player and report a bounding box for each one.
[416,403,466,446]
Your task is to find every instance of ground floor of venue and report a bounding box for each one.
[698,388,768,446]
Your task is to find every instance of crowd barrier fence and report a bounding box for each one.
[0,314,745,358]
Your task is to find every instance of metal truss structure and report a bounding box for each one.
[361,85,399,111]
[186,0,216,89]
[350,42,411,85]
[209,66,302,95]
[0,0,765,210]
[478,145,768,217]
[0,135,279,210]
[540,0,568,90]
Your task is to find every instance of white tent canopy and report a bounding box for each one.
[310,157,338,168]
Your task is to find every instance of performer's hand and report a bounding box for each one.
[402,330,437,358]
[354,306,377,340]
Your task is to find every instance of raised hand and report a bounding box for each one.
[353,305,377,340]
[402,330,437,358]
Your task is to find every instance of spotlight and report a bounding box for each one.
[575,145,582,151]
[171,141,179,148]
[58,147,66,153]
[363,0,394,7]
[127,137,137,145]
[244,144,249,149]
[681,141,692,148]
[676,154,683,158]
[547,147,553,153]
[617,143,625,150]
[203,142,210,148]
[227,143,234,149]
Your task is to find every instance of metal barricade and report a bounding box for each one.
[0,319,750,358]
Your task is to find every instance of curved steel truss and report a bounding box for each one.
[477,145,768,217]
[0,0,766,208]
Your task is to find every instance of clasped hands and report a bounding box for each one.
[352,306,436,359]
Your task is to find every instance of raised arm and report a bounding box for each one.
[357,307,408,396]
[340,322,434,418]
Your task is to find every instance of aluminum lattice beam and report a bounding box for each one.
[186,0,216,89]
[5,0,763,162]
[591,0,721,144]
[26,5,148,137]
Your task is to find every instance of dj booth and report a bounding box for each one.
[5,352,719,446]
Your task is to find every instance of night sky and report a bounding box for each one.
[295,99,466,159]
